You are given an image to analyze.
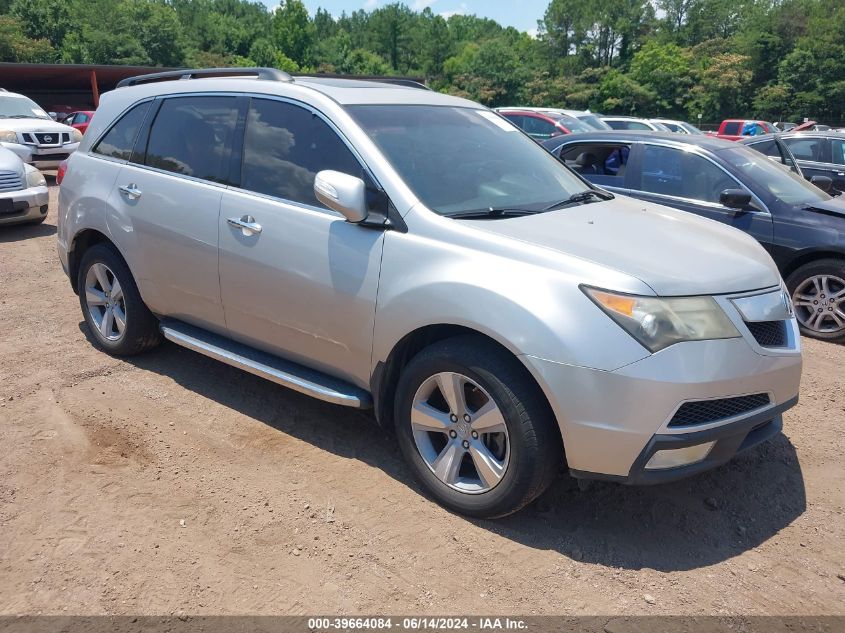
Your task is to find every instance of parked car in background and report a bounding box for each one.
[740,134,836,192]
[792,120,831,132]
[601,116,672,132]
[774,122,796,132]
[65,111,96,135]
[0,145,49,225]
[0,89,82,169]
[756,132,845,193]
[58,68,802,517]
[497,107,611,130]
[497,109,593,140]
[544,130,845,341]
[651,119,705,135]
[710,119,777,141]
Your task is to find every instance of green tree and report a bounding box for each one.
[272,0,313,66]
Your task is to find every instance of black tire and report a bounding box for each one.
[77,242,162,356]
[394,335,562,518]
[785,258,845,343]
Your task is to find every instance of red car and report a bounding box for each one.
[708,119,777,141]
[498,110,593,140]
[64,111,96,135]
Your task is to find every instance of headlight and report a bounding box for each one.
[25,164,46,187]
[0,129,17,143]
[70,128,83,143]
[584,286,740,352]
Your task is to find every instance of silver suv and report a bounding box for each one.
[57,68,802,517]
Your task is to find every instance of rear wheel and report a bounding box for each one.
[78,243,162,355]
[394,336,561,518]
[786,259,845,342]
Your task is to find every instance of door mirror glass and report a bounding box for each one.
[719,188,753,209]
[810,175,833,192]
[314,170,368,223]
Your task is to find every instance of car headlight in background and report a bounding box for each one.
[0,129,17,143]
[24,164,46,188]
[584,286,740,352]
[70,128,83,143]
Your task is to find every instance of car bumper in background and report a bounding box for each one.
[522,332,802,481]
[1,142,78,169]
[0,185,49,225]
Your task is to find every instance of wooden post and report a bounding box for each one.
[90,70,99,108]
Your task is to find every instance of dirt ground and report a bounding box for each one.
[0,183,843,616]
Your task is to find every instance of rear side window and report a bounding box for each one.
[145,96,239,183]
[640,144,740,203]
[722,121,741,135]
[240,98,362,209]
[783,137,823,162]
[560,142,630,187]
[92,101,151,161]
[522,116,559,139]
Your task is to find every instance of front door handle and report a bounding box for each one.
[227,215,262,235]
[118,183,142,199]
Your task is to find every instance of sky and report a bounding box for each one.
[289,0,550,35]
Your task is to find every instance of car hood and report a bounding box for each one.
[0,118,74,133]
[802,196,845,219]
[466,195,781,296]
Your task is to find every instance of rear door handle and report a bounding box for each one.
[118,183,142,199]
[227,215,262,235]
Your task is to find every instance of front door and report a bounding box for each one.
[218,97,385,386]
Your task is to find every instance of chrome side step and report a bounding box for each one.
[159,320,372,409]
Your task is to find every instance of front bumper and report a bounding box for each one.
[522,327,802,481]
[0,185,49,225]
[1,141,78,169]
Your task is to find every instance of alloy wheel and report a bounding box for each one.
[410,372,510,494]
[792,274,845,334]
[84,262,126,341]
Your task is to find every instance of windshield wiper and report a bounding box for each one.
[544,189,614,211]
[448,207,542,220]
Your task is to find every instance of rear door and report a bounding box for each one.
[108,94,244,332]
[626,142,775,251]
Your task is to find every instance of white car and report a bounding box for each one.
[0,145,49,225]
[650,119,705,135]
[0,89,81,169]
[601,116,672,132]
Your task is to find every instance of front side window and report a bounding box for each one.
[145,96,239,183]
[783,137,823,162]
[640,145,741,203]
[719,146,831,206]
[347,105,588,216]
[92,101,151,161]
[241,99,362,208]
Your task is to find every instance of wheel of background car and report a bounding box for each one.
[78,243,162,355]
[786,259,845,342]
[393,335,561,518]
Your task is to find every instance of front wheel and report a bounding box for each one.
[394,336,562,518]
[786,259,845,342]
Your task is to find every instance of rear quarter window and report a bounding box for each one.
[92,101,152,161]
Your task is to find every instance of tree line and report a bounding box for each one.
[1,0,843,123]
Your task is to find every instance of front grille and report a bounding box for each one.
[669,393,771,427]
[32,152,69,162]
[746,320,787,347]
[0,170,23,192]
[34,132,61,145]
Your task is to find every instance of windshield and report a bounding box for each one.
[578,114,611,130]
[0,96,51,120]
[680,122,704,135]
[719,147,831,206]
[556,114,593,133]
[347,105,588,216]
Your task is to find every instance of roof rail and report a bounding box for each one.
[117,67,293,89]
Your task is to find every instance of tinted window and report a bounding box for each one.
[348,105,587,216]
[661,122,682,132]
[93,101,151,161]
[560,143,630,187]
[723,121,741,135]
[783,137,823,161]
[522,116,559,139]
[640,145,740,203]
[831,139,845,166]
[607,119,650,131]
[241,99,362,208]
[145,97,239,183]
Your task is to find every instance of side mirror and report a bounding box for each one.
[810,175,832,192]
[314,170,368,223]
[719,189,753,210]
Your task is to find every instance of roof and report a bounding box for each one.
[541,129,741,152]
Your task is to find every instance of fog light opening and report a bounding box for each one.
[644,441,716,470]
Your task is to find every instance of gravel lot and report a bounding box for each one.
[1,184,843,616]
